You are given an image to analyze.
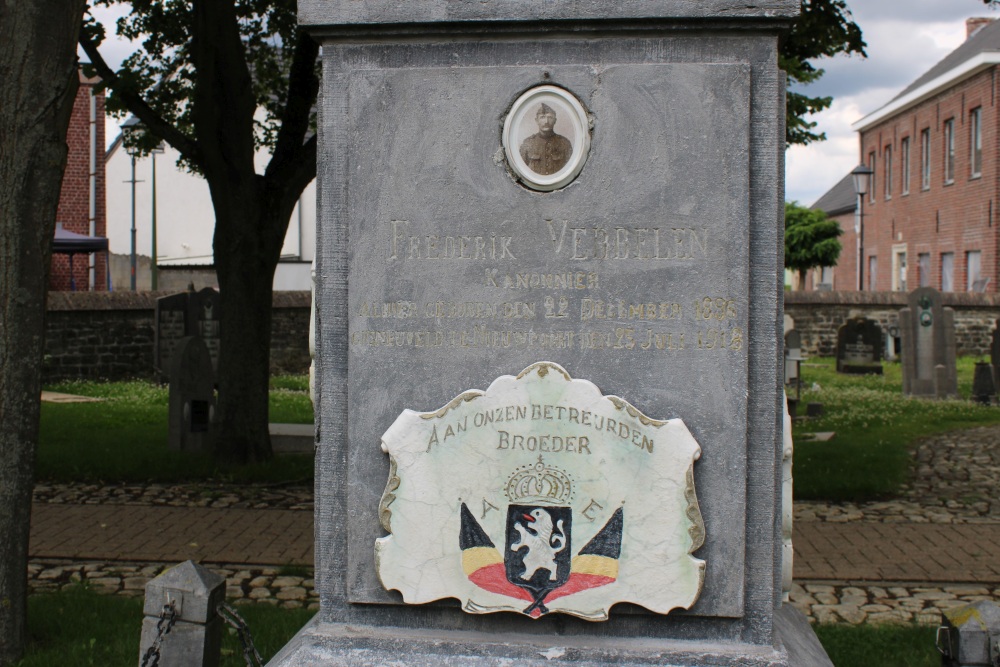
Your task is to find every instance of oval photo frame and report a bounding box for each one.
[502,85,591,192]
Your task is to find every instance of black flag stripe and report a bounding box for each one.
[577,507,623,558]
[459,502,496,550]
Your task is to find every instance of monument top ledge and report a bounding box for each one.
[298,0,799,30]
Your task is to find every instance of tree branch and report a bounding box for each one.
[266,30,319,184]
[79,29,202,166]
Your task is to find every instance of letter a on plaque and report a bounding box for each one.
[375,362,705,620]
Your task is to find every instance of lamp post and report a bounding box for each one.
[121,117,144,291]
[150,142,165,290]
[852,163,874,291]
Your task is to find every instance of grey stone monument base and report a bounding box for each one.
[267,605,830,667]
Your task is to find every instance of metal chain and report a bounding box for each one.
[140,601,178,667]
[218,601,264,667]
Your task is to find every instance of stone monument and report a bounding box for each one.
[991,318,1000,390]
[155,287,221,379]
[900,287,957,398]
[271,2,828,665]
[167,336,215,452]
[835,316,883,375]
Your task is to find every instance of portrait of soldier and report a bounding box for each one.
[519,103,572,176]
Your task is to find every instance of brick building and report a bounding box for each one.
[813,17,1000,293]
[51,71,107,291]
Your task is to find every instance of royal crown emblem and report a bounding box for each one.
[505,457,573,506]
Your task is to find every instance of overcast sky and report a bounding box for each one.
[786,1,998,206]
[90,2,997,207]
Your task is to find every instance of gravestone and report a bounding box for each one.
[835,317,883,375]
[155,287,221,379]
[271,2,827,666]
[784,329,803,386]
[167,337,215,452]
[900,287,957,398]
[991,319,1000,390]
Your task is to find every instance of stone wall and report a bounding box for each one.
[784,291,1000,358]
[44,291,311,381]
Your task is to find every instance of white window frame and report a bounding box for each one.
[967,250,982,291]
[901,136,910,195]
[971,107,982,178]
[941,252,954,292]
[944,118,955,184]
[868,151,877,204]
[920,128,931,190]
[892,244,907,292]
[884,145,892,199]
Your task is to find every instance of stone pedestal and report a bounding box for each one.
[271,2,828,665]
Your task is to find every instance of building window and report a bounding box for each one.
[944,118,955,184]
[967,250,983,291]
[868,255,878,290]
[921,128,931,190]
[884,145,892,199]
[918,252,930,287]
[892,248,907,292]
[868,151,876,203]
[971,107,982,178]
[941,252,954,291]
[901,137,910,195]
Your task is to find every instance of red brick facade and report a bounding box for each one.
[856,67,998,293]
[833,19,1000,294]
[50,72,107,291]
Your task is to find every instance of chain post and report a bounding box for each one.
[218,602,264,667]
[140,601,178,667]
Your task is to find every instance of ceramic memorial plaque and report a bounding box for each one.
[376,362,705,620]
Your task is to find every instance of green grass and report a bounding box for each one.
[15,588,940,666]
[815,623,938,667]
[793,357,1000,502]
[38,378,314,484]
[16,586,312,667]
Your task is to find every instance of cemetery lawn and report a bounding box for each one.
[37,376,314,483]
[815,623,937,666]
[15,586,312,667]
[794,357,1000,502]
[14,586,938,666]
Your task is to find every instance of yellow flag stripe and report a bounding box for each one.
[571,554,619,578]
[462,547,503,575]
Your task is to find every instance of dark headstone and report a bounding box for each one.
[155,287,221,380]
[991,319,1000,390]
[784,329,803,386]
[167,337,215,452]
[835,317,883,375]
[899,287,957,398]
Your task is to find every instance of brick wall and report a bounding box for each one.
[43,291,311,381]
[785,291,1000,358]
[51,74,107,292]
[855,66,999,294]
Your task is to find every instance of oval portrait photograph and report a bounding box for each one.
[503,85,591,192]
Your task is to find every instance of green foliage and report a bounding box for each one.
[16,586,313,667]
[38,379,313,483]
[814,623,938,667]
[784,201,842,288]
[81,0,308,164]
[793,358,1000,501]
[781,0,867,146]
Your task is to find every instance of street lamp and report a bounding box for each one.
[852,163,874,291]
[150,142,165,290]
[121,117,144,291]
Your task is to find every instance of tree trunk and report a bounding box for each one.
[0,2,85,663]
[213,201,284,464]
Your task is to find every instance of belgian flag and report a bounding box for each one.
[459,503,532,602]
[549,507,623,602]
